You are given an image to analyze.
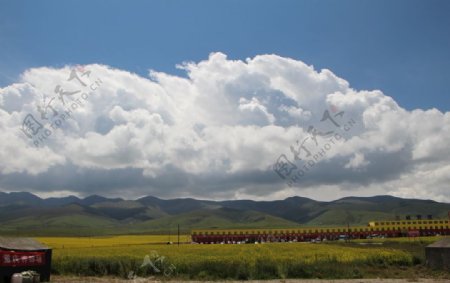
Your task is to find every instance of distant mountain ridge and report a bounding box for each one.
[0,192,449,236]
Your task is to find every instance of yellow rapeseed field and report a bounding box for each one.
[35,235,447,280]
[37,235,409,262]
[37,235,191,249]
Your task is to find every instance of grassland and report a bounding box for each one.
[35,235,450,281]
[37,235,192,249]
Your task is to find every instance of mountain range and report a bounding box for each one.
[0,192,449,236]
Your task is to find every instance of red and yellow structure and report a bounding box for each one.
[191,218,450,244]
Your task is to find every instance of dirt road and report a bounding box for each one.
[51,276,450,283]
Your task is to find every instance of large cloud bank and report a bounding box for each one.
[0,53,449,201]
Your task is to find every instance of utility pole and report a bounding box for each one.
[347,222,350,242]
[177,224,180,246]
[168,226,171,243]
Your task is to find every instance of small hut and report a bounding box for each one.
[425,237,450,270]
[0,237,52,283]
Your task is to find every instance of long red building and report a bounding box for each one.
[191,217,450,244]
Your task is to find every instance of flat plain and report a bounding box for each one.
[36,236,450,281]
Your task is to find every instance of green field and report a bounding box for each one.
[36,235,450,280]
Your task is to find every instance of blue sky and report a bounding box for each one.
[1,0,449,111]
[1,1,450,201]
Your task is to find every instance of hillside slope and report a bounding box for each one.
[0,192,449,236]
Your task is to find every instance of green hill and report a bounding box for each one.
[0,192,449,236]
[128,207,300,233]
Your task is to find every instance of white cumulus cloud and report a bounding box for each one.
[0,52,449,201]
